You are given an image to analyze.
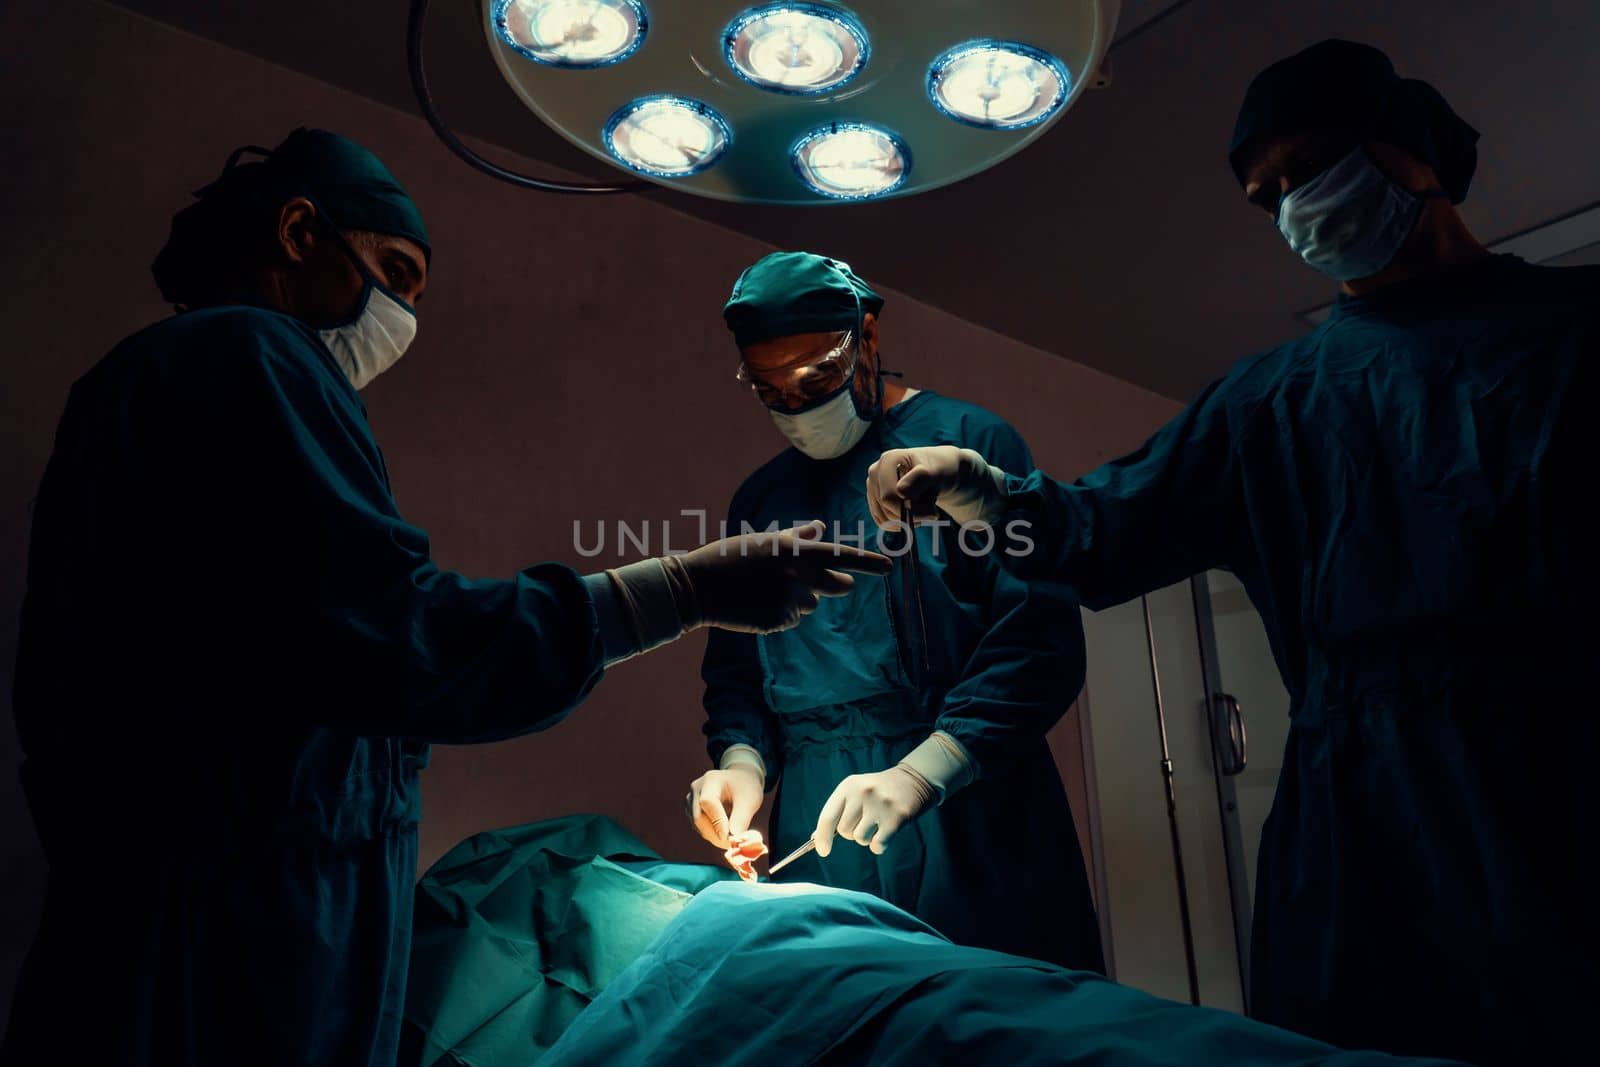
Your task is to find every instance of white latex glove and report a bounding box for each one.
[686,763,765,850]
[664,519,893,635]
[865,446,1010,529]
[813,765,937,857]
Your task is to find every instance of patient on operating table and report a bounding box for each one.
[403,815,1466,1067]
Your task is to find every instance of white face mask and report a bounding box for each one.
[319,278,417,391]
[1275,148,1443,282]
[768,380,877,460]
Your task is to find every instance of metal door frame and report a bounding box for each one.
[1189,572,1253,1009]
[1072,684,1118,980]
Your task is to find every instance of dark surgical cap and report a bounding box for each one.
[259,128,431,257]
[153,128,429,306]
[1228,40,1480,203]
[723,251,885,348]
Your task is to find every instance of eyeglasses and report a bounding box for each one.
[736,331,857,407]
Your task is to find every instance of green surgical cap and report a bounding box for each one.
[723,251,884,348]
[1228,40,1479,204]
[202,128,431,261]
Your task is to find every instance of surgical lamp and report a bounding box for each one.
[410,1,1120,203]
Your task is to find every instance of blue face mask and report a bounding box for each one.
[1276,148,1446,282]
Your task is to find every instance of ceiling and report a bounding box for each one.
[105,0,1600,399]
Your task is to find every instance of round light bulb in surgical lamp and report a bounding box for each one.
[927,40,1071,130]
[791,123,910,200]
[491,0,647,68]
[604,96,732,178]
[724,4,870,95]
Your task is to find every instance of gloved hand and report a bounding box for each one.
[664,519,892,634]
[813,765,938,857]
[865,446,1010,528]
[686,763,765,849]
[724,829,769,882]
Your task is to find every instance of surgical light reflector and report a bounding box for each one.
[480,0,1117,203]
[791,123,910,200]
[724,4,869,95]
[604,96,731,178]
[927,40,1071,130]
[492,0,647,68]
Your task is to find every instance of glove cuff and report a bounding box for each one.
[936,449,1011,526]
[604,559,688,657]
[719,744,767,784]
[656,553,703,630]
[898,731,977,803]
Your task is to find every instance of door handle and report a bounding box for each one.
[1212,693,1247,776]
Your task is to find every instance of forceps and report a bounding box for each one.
[767,836,816,877]
[896,460,931,685]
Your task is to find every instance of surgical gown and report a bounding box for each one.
[702,391,1104,972]
[1003,256,1598,1063]
[5,308,609,1066]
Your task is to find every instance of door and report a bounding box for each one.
[1078,570,1289,1013]
[1190,570,1292,1009]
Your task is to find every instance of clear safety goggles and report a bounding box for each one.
[735,331,857,407]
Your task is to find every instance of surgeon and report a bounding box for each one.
[867,41,1598,1065]
[3,130,889,1067]
[683,251,1104,972]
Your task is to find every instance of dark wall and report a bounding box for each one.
[0,0,1180,1031]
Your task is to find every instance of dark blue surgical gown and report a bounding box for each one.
[702,390,1105,973]
[4,308,608,1067]
[1003,256,1598,1064]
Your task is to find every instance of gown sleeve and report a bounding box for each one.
[932,420,1086,774]
[699,485,782,778]
[1002,377,1244,610]
[220,314,608,743]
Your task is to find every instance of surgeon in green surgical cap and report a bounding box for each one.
[868,41,1599,1065]
[684,251,1104,974]
[3,131,888,1067]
